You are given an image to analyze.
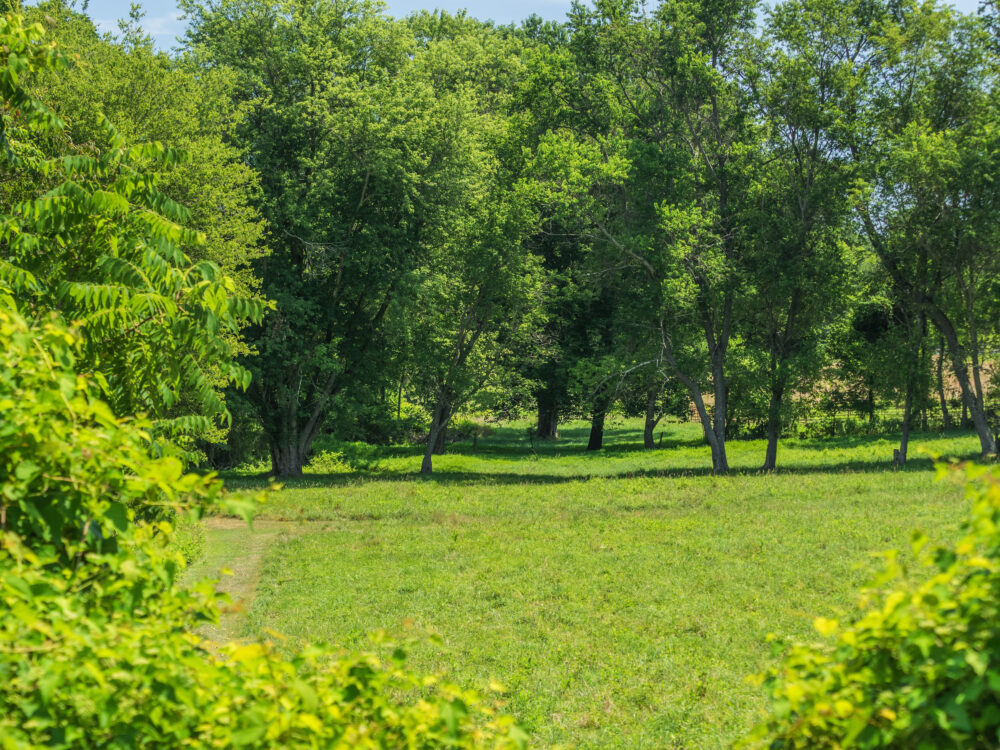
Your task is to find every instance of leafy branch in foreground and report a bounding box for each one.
[0,12,264,437]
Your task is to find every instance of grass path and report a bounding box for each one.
[182,518,318,641]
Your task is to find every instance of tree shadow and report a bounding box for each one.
[223,448,982,491]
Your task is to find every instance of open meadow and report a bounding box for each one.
[198,421,984,748]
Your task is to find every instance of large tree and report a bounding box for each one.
[837,1,1000,457]
[535,0,762,472]
[741,0,855,469]
[182,0,504,475]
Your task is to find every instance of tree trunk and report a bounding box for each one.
[643,387,660,450]
[270,440,304,477]
[762,382,784,471]
[710,355,730,473]
[420,436,435,474]
[421,398,450,474]
[432,402,450,455]
[537,400,559,440]
[866,387,875,424]
[928,307,996,456]
[587,408,606,451]
[660,320,729,473]
[936,339,951,429]
[895,370,915,466]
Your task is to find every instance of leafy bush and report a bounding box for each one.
[0,310,527,748]
[323,398,431,447]
[308,442,383,474]
[740,462,1000,748]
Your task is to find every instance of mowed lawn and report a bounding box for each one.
[216,421,983,749]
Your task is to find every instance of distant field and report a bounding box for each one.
[207,421,983,748]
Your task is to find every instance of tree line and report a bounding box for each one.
[10,0,1000,476]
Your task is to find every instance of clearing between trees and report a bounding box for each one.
[208,420,979,748]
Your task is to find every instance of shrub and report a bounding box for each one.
[740,462,1000,748]
[0,309,527,748]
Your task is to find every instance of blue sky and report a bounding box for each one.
[77,0,984,51]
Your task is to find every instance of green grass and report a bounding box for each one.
[217,420,983,749]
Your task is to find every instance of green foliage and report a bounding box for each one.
[0,14,61,148]
[742,462,1000,748]
[0,10,264,435]
[0,18,524,747]
[0,309,526,749]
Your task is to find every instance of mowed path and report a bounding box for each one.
[182,518,322,641]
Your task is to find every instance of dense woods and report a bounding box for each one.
[5,0,1000,746]
[168,0,1000,477]
[6,0,996,477]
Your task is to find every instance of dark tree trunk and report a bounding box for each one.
[587,408,606,451]
[264,397,308,477]
[895,371,915,466]
[397,376,403,420]
[643,387,660,450]
[762,381,785,471]
[432,402,450,455]
[270,440,304,477]
[866,387,875,423]
[537,401,559,440]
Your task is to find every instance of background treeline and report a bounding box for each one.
[15,0,1000,476]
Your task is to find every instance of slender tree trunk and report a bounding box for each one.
[762,381,785,471]
[660,321,728,473]
[928,307,996,456]
[587,408,606,451]
[936,339,951,429]
[866,387,875,424]
[420,434,436,474]
[643,387,660,450]
[895,371,915,466]
[421,397,450,474]
[710,355,730,473]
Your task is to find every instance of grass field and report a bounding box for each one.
[202,419,984,748]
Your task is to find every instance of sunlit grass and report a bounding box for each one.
[220,420,981,748]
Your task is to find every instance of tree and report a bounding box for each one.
[834,0,1000,457]
[181,0,499,476]
[540,0,761,472]
[400,18,545,474]
[742,0,854,469]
